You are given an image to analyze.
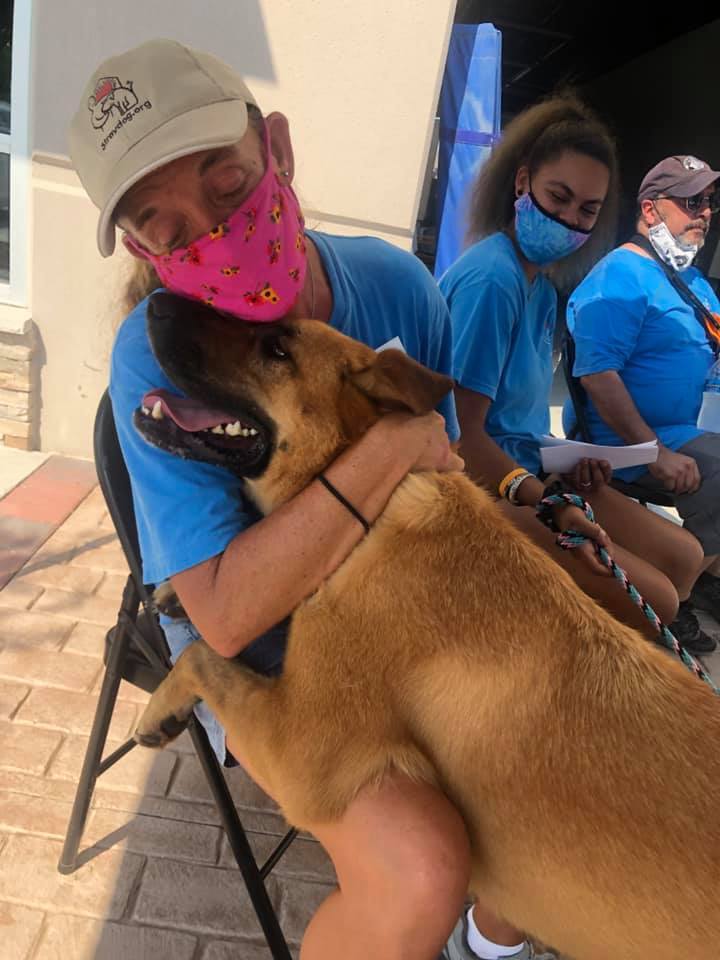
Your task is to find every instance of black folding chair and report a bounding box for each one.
[58,390,297,960]
[560,334,676,510]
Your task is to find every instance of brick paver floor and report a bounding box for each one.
[0,482,335,959]
[1,468,719,960]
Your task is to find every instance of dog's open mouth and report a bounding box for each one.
[133,388,272,475]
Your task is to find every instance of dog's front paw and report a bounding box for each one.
[135,701,196,749]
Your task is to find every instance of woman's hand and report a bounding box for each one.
[550,501,613,576]
[562,458,611,493]
[380,411,465,474]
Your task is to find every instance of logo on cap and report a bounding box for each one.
[88,76,139,130]
[683,156,706,172]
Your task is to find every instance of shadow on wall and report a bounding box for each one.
[33,0,276,157]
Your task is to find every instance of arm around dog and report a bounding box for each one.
[171,411,462,658]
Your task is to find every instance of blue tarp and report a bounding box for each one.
[434,23,502,278]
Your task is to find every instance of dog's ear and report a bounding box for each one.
[348,349,453,415]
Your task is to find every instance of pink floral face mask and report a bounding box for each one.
[125,125,307,321]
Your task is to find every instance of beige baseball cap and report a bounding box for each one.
[69,39,258,257]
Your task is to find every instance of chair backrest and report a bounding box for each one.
[93,390,155,605]
[560,333,593,443]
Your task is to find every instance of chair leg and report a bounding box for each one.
[261,827,299,880]
[57,578,139,874]
[189,717,294,960]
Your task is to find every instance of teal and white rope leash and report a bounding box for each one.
[537,491,719,695]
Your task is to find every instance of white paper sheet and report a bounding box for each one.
[376,336,407,354]
[539,436,658,474]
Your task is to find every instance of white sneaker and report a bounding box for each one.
[440,914,558,960]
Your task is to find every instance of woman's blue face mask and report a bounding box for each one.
[513,190,592,266]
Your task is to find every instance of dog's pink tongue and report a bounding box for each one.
[142,390,235,431]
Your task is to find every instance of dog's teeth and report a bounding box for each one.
[248,428,258,436]
[211,424,225,435]
[141,405,150,415]
[226,421,242,436]
[151,400,163,420]
[240,427,250,437]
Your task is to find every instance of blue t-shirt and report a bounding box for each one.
[110,230,459,587]
[566,248,718,480]
[439,232,557,475]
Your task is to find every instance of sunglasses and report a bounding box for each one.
[657,191,720,215]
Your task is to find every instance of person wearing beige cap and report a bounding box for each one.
[70,38,472,960]
[566,154,720,652]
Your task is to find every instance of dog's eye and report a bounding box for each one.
[262,336,289,361]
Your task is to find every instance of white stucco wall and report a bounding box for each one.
[28,0,455,454]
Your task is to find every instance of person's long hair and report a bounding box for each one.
[467,93,619,290]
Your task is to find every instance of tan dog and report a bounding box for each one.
[135,293,720,960]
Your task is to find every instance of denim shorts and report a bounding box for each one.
[161,616,288,764]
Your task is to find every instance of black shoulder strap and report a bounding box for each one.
[629,233,720,354]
